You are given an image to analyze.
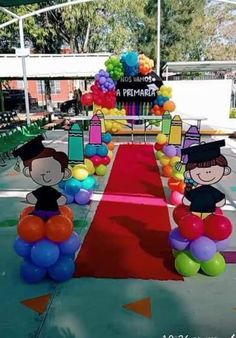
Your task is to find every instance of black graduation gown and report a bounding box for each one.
[185,185,225,213]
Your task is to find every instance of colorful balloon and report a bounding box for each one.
[20,261,47,283]
[178,213,204,240]
[173,204,190,224]
[18,215,45,243]
[190,236,217,261]
[59,232,81,255]
[204,214,232,240]
[46,215,73,243]
[31,239,60,268]
[175,251,200,277]
[201,252,226,276]
[169,228,190,251]
[48,256,75,282]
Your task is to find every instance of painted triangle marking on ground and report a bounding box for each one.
[123,297,152,319]
[21,293,52,315]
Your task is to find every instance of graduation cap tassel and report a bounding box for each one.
[14,157,21,172]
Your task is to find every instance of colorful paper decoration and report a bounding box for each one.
[89,115,102,145]
[168,115,182,146]
[181,125,201,164]
[162,111,172,135]
[68,123,84,165]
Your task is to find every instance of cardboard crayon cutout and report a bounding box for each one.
[13,136,72,221]
[181,140,231,218]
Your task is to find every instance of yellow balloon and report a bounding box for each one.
[72,165,89,181]
[84,159,95,175]
[170,156,181,167]
[156,133,167,145]
[108,150,113,159]
[160,156,170,166]
[172,172,184,181]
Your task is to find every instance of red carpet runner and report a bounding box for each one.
[75,144,182,280]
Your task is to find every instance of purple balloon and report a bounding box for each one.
[190,236,216,262]
[75,189,91,205]
[164,145,177,158]
[215,238,231,251]
[99,76,106,84]
[59,232,81,255]
[169,228,189,251]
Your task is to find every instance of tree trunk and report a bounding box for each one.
[83,22,91,52]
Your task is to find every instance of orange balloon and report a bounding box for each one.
[18,215,45,242]
[59,205,74,221]
[20,206,34,220]
[108,142,115,151]
[46,215,73,243]
[178,181,186,194]
[162,165,173,178]
[168,177,180,191]
[163,100,176,112]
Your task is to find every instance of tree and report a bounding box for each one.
[138,0,206,65]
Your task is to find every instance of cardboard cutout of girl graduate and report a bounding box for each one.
[13,135,72,221]
[181,140,231,218]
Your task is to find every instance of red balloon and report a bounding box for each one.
[178,213,204,240]
[168,177,180,192]
[204,214,232,240]
[90,155,103,167]
[101,155,111,165]
[154,142,164,151]
[173,204,190,224]
[81,92,94,106]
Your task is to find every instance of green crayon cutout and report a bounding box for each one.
[68,123,84,165]
[162,112,172,135]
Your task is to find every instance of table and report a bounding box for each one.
[69,115,207,143]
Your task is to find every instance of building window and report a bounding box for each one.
[37,80,61,94]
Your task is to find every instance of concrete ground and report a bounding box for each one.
[0,130,236,338]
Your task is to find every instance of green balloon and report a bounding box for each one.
[156,150,164,160]
[173,249,181,257]
[201,252,226,277]
[96,164,107,176]
[107,64,113,71]
[175,251,200,277]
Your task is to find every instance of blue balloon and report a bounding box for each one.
[14,237,32,258]
[102,132,112,144]
[31,240,60,268]
[81,175,96,190]
[59,232,81,255]
[48,256,75,282]
[20,261,47,283]
[96,144,108,157]
[58,180,66,190]
[85,144,97,157]
[65,193,74,204]
[64,178,81,195]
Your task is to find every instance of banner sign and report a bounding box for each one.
[116,71,163,103]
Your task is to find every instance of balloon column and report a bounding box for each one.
[154,133,185,205]
[151,85,176,116]
[169,205,232,277]
[59,123,96,205]
[84,114,114,176]
[14,206,81,283]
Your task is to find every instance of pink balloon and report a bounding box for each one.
[170,191,183,206]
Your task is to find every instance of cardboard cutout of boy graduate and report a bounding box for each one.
[13,136,72,221]
[181,140,231,218]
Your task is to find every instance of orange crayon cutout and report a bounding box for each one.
[123,297,152,318]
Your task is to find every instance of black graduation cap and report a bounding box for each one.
[181,140,225,163]
[13,135,45,162]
